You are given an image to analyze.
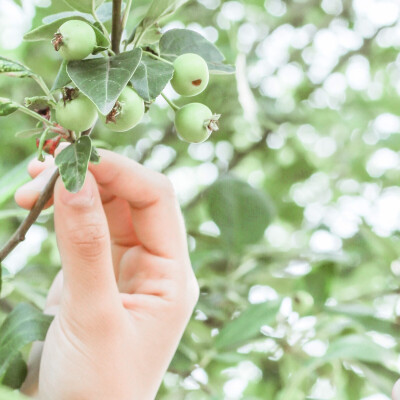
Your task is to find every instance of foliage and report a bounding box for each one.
[1,0,400,399]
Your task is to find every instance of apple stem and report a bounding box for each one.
[143,51,173,66]
[161,92,179,112]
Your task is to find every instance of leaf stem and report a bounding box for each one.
[143,50,173,65]
[37,127,50,161]
[121,0,132,34]
[111,0,123,54]
[92,0,109,36]
[17,105,54,126]
[32,76,56,102]
[161,92,179,112]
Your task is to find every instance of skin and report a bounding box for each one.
[55,93,98,132]
[171,53,210,97]
[393,380,400,400]
[58,20,96,61]
[100,87,145,132]
[175,103,213,143]
[15,149,199,400]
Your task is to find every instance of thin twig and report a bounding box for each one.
[111,0,123,54]
[0,169,60,263]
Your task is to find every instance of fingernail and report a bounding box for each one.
[60,177,94,207]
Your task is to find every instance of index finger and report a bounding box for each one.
[89,149,189,260]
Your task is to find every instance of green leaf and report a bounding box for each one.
[323,334,394,364]
[62,0,105,13]
[90,146,101,164]
[279,334,396,399]
[0,99,18,117]
[15,128,43,138]
[206,176,275,250]
[159,29,235,74]
[55,136,93,193]
[91,24,111,53]
[343,369,364,400]
[0,56,35,78]
[130,53,174,101]
[138,25,162,46]
[67,49,142,115]
[2,352,27,390]
[324,304,400,336]
[170,345,198,372]
[24,15,92,41]
[24,96,55,111]
[42,3,118,24]
[357,362,399,396]
[215,300,281,350]
[359,362,398,395]
[303,261,335,305]
[0,303,53,377]
[134,0,188,46]
[42,11,95,24]
[24,16,106,45]
[51,60,71,91]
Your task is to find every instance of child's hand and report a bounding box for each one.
[15,150,199,400]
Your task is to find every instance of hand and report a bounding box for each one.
[15,149,199,400]
[394,380,400,399]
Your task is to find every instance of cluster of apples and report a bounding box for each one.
[171,53,220,143]
[52,20,220,143]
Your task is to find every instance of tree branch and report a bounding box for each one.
[111,0,123,54]
[0,168,60,263]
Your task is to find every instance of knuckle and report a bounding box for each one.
[156,173,176,198]
[27,159,38,177]
[166,273,200,314]
[67,223,109,260]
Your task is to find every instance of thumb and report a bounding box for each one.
[53,172,119,307]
